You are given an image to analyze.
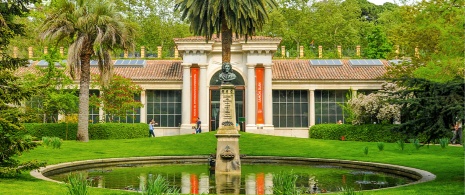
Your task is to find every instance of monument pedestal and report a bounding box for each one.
[215,84,241,175]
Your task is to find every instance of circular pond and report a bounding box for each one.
[32,156,435,194]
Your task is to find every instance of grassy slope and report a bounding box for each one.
[1,132,463,195]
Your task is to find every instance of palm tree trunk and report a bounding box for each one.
[77,52,91,142]
[221,19,232,63]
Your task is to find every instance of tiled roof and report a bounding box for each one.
[102,60,182,81]
[174,35,282,42]
[272,59,389,80]
[17,59,388,81]
[17,60,183,81]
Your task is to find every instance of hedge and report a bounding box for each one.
[309,124,409,143]
[23,123,148,140]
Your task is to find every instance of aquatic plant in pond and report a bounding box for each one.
[272,170,304,195]
[143,174,180,195]
[67,173,89,195]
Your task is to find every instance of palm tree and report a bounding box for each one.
[40,0,135,142]
[174,0,277,76]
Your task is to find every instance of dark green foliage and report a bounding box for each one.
[0,0,45,178]
[24,123,148,140]
[392,77,465,144]
[310,124,407,143]
[364,26,392,59]
[89,123,148,140]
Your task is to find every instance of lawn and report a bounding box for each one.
[0,132,463,195]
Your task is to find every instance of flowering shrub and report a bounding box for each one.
[348,82,403,124]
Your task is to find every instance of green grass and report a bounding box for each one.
[2,132,464,195]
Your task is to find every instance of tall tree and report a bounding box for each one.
[175,0,277,74]
[392,77,465,144]
[40,0,135,142]
[0,0,45,177]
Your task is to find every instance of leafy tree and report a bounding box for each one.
[0,0,45,177]
[392,77,465,144]
[22,49,78,123]
[90,74,143,123]
[175,0,278,73]
[364,25,392,59]
[40,0,136,142]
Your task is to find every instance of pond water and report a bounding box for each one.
[48,163,412,194]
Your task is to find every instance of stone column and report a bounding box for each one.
[44,46,48,55]
[318,46,322,58]
[13,47,18,58]
[140,90,147,123]
[99,91,104,123]
[246,63,256,131]
[199,63,208,132]
[309,90,315,126]
[157,46,162,58]
[60,47,64,57]
[337,45,342,58]
[263,63,274,132]
[299,46,304,58]
[28,47,33,59]
[281,46,285,58]
[174,47,179,58]
[124,49,128,58]
[180,63,192,134]
[140,46,145,58]
[356,45,361,57]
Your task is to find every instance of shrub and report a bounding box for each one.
[364,146,369,155]
[396,140,405,150]
[377,142,384,151]
[41,136,62,149]
[24,123,148,140]
[439,138,449,149]
[310,124,407,143]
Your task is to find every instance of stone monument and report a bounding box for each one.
[215,62,241,193]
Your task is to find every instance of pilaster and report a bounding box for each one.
[262,63,274,133]
[180,63,192,134]
[246,63,256,131]
[140,90,147,123]
[309,90,315,126]
[199,63,209,132]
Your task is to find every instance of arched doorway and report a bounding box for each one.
[209,70,245,131]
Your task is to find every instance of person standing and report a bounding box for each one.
[196,117,201,134]
[149,119,156,137]
[451,121,463,145]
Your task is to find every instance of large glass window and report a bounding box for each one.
[272,90,308,127]
[89,90,100,123]
[314,90,348,124]
[146,90,182,127]
[105,94,141,123]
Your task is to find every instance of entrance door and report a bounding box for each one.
[210,88,244,131]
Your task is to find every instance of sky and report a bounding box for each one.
[368,0,396,5]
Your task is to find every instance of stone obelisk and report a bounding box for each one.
[215,62,241,194]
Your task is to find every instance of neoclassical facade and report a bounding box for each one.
[22,36,389,138]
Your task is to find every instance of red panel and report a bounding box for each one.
[191,68,199,123]
[256,67,264,124]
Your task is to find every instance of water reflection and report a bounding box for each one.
[48,164,411,194]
